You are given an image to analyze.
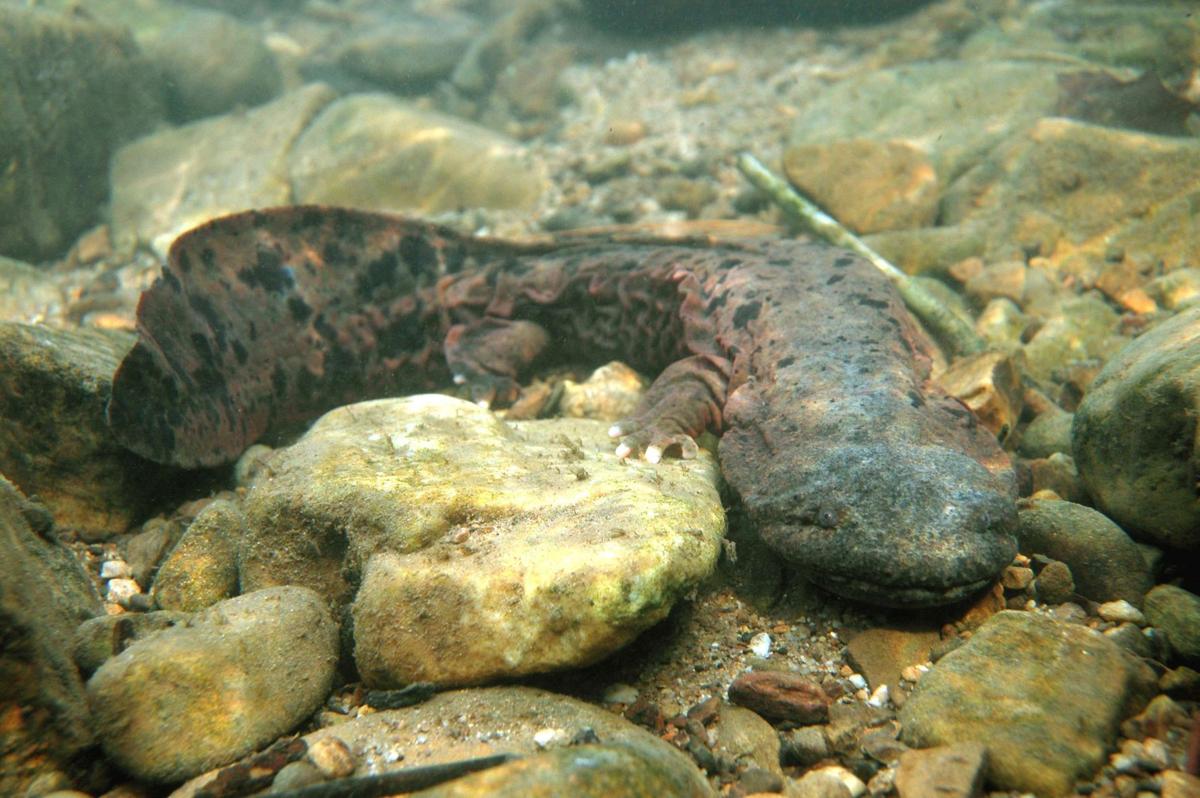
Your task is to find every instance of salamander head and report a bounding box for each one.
[749,443,1018,607]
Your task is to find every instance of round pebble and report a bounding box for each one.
[748,632,772,658]
[306,736,356,779]
[100,559,133,580]
[105,577,142,606]
[533,727,566,749]
[602,683,639,705]
[1098,600,1146,626]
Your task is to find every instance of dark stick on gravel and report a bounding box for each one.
[266,753,520,798]
[363,681,438,709]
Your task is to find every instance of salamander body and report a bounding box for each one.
[108,207,1017,606]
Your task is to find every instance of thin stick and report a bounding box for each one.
[736,152,985,356]
[266,753,519,798]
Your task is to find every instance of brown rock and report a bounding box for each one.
[727,671,830,724]
[1033,559,1075,605]
[1161,771,1200,798]
[894,742,987,798]
[845,625,940,692]
[936,351,1023,442]
[783,139,939,234]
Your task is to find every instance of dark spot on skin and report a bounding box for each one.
[232,339,248,366]
[378,310,427,357]
[399,235,439,276]
[706,293,729,312]
[908,390,925,408]
[287,296,312,323]
[856,295,889,310]
[271,363,287,397]
[357,251,400,298]
[778,355,795,368]
[833,254,856,268]
[238,247,294,293]
[248,321,258,341]
[732,300,762,329]
[295,366,319,399]
[201,248,216,269]
[720,258,742,269]
[826,274,845,285]
[443,244,466,274]
[313,314,337,342]
[322,240,344,265]
[189,334,226,392]
[187,293,222,331]
[768,258,791,267]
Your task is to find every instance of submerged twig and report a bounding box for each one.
[266,753,519,798]
[735,152,985,356]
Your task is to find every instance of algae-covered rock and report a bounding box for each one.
[151,498,243,612]
[900,610,1155,796]
[0,477,102,795]
[1020,295,1121,385]
[0,322,168,537]
[288,94,545,214]
[87,585,338,783]
[1072,306,1200,550]
[144,7,282,122]
[788,61,1060,185]
[415,743,710,797]
[1144,585,1200,665]
[237,395,724,686]
[941,118,1200,278]
[1016,498,1152,607]
[0,6,162,260]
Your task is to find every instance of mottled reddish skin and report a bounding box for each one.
[108,206,1017,606]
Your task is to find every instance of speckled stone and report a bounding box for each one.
[900,610,1156,796]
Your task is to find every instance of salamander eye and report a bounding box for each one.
[816,507,839,529]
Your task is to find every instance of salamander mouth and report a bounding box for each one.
[811,570,996,608]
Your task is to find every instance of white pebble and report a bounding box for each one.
[748,632,772,658]
[602,683,639,705]
[866,684,890,708]
[100,560,132,580]
[105,578,141,605]
[1097,600,1146,626]
[801,766,866,798]
[847,673,868,690]
[533,728,564,749]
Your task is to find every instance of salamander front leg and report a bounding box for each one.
[444,317,549,407]
[610,355,729,463]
